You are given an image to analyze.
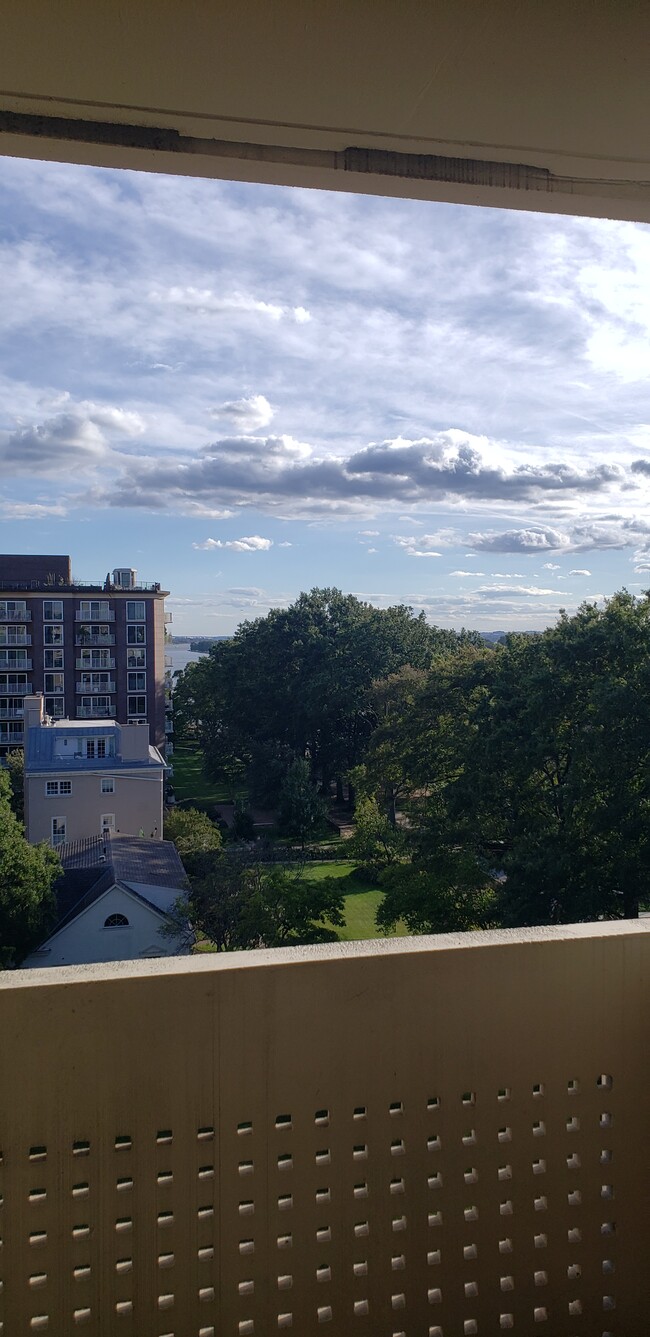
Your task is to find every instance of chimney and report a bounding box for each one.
[23,694,45,732]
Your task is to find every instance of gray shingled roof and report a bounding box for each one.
[52,833,188,931]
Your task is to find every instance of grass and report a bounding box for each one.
[171,742,247,808]
[306,860,407,941]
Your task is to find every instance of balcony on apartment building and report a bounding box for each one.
[0,728,23,745]
[0,706,24,719]
[75,609,116,622]
[76,704,117,718]
[75,680,116,693]
[75,657,116,671]
[0,633,31,646]
[0,681,33,694]
[1,922,647,1334]
[75,632,116,646]
[0,608,32,621]
[0,656,32,671]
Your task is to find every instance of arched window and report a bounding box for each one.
[104,913,129,928]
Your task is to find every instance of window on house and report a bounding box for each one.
[104,913,129,927]
[100,814,116,833]
[45,780,72,797]
[127,671,147,693]
[51,817,66,847]
[44,624,64,645]
[97,738,107,758]
[44,648,64,669]
[127,696,147,717]
[126,601,146,621]
[43,601,63,621]
[101,776,114,793]
[86,740,95,759]
[126,624,146,645]
[45,696,65,718]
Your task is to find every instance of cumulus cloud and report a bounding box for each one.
[193,535,273,552]
[467,519,650,555]
[569,568,591,575]
[394,535,443,558]
[542,562,561,569]
[210,394,274,432]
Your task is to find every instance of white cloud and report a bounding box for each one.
[542,562,561,569]
[210,394,274,432]
[152,286,310,324]
[193,535,273,552]
[569,568,591,575]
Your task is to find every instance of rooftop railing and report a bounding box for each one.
[1,923,647,1334]
[0,580,164,593]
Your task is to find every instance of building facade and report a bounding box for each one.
[0,554,170,754]
[24,697,166,846]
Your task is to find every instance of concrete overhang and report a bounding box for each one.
[1,0,650,221]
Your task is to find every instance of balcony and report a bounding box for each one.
[0,608,31,621]
[1,922,647,1332]
[0,634,31,646]
[165,717,173,734]
[76,704,116,718]
[0,728,23,745]
[75,609,115,622]
[0,681,32,694]
[0,657,32,672]
[0,706,24,719]
[75,632,115,646]
[76,681,116,694]
[164,611,173,623]
[76,657,116,671]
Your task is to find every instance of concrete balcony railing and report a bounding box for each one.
[1,923,648,1335]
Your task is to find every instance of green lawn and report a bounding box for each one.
[171,742,246,808]
[306,860,407,941]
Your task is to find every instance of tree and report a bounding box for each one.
[177,845,344,950]
[348,796,406,874]
[278,758,329,846]
[4,749,24,823]
[0,770,60,967]
[163,806,221,861]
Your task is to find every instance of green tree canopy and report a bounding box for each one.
[163,805,222,860]
[0,770,60,967]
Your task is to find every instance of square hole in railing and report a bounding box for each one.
[277,1196,292,1212]
[353,1261,367,1277]
[462,1092,476,1106]
[29,1146,47,1163]
[240,1239,255,1255]
[317,1306,332,1323]
[498,1127,512,1143]
[276,1115,292,1131]
[316,1265,331,1283]
[315,1109,330,1126]
[353,1300,369,1316]
[533,1307,547,1322]
[392,1215,407,1232]
[567,1263,581,1280]
[566,1116,580,1133]
[498,1088,511,1102]
[499,1201,513,1217]
[353,1107,366,1121]
[391,1178,405,1195]
[115,1301,133,1316]
[278,1155,293,1171]
[567,1190,581,1207]
[114,1136,132,1152]
[118,1176,134,1192]
[567,1079,579,1096]
[428,1211,442,1227]
[497,1165,511,1182]
[73,1308,91,1325]
[277,1234,291,1250]
[30,1232,47,1248]
[428,1249,441,1265]
[30,1188,47,1204]
[533,1159,546,1175]
[30,1273,48,1289]
[600,1148,612,1164]
[601,1184,614,1200]
[29,1318,49,1331]
[532,1084,544,1098]
[278,1317,292,1331]
[74,1265,91,1281]
[354,1221,369,1238]
[429,1329,443,1337]
[567,1227,581,1243]
[601,1222,616,1236]
[464,1321,477,1335]
[500,1317,514,1330]
[533,1121,546,1137]
[158,1293,174,1310]
[157,1212,173,1229]
[277,1275,292,1291]
[428,1288,442,1305]
[534,1196,547,1212]
[315,1150,330,1166]
[428,1172,442,1190]
[74,1224,92,1240]
[566,1152,581,1170]
[392,1254,405,1270]
[199,1329,215,1337]
[72,1141,90,1158]
[602,1259,615,1274]
[158,1252,174,1269]
[115,1259,132,1275]
[499,1239,513,1254]
[391,1140,405,1156]
[597,1074,613,1090]
[389,1102,404,1116]
[464,1168,477,1185]
[316,1227,331,1243]
[500,1276,514,1292]
[464,1281,478,1298]
[198,1206,214,1222]
[464,1244,477,1261]
[197,1126,213,1142]
[462,1129,477,1147]
[316,1188,331,1204]
[239,1323,254,1336]
[428,1135,441,1151]
[239,1161,253,1177]
[534,1271,547,1287]
[353,1182,368,1199]
[465,1205,480,1221]
[238,1122,253,1137]
[427,1097,440,1111]
[353,1146,367,1161]
[239,1281,255,1297]
[157,1129,173,1145]
[600,1111,613,1128]
[568,1299,582,1315]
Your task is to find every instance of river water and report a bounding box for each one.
[166,644,205,675]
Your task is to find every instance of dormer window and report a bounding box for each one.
[104,913,129,928]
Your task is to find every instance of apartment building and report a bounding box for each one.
[0,553,170,753]
[24,695,166,847]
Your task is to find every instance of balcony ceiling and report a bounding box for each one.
[1,1,650,221]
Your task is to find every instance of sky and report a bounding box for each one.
[2,156,650,635]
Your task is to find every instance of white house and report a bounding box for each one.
[21,833,192,967]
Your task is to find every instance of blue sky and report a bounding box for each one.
[2,155,650,634]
